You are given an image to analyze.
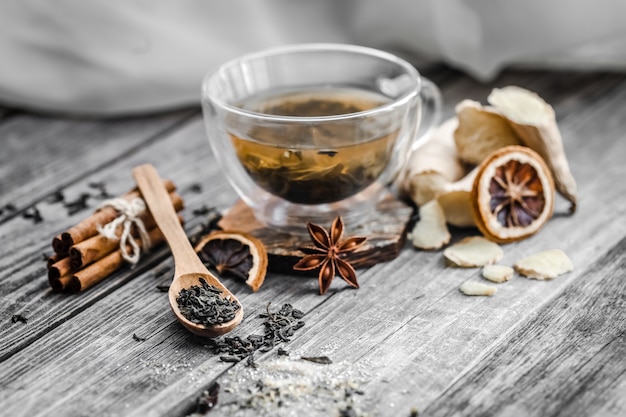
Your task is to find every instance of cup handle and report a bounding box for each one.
[413,77,442,150]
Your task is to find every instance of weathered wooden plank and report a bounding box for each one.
[0,70,624,417]
[299,73,626,415]
[162,74,626,416]
[0,118,237,360]
[421,236,626,417]
[121,72,626,417]
[0,240,332,417]
[0,109,196,220]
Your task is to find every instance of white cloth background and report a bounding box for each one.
[1,0,625,116]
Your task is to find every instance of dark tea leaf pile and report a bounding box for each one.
[206,303,305,364]
[176,278,240,327]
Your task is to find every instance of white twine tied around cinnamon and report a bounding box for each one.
[97,197,151,265]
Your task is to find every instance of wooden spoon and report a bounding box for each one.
[133,164,243,337]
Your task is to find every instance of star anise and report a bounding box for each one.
[293,216,366,295]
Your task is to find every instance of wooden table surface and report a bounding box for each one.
[1,66,625,417]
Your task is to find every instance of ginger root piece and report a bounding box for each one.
[400,117,466,206]
[482,264,514,283]
[436,167,478,228]
[460,280,497,296]
[454,99,522,165]
[443,236,504,267]
[410,199,451,250]
[514,249,573,280]
[488,86,578,213]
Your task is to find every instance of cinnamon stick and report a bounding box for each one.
[69,222,175,292]
[51,213,183,292]
[48,257,73,282]
[47,253,66,268]
[52,180,176,254]
[68,194,183,269]
[49,273,73,292]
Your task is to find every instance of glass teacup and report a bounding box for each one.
[202,43,441,229]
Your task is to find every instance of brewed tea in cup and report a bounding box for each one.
[202,44,441,228]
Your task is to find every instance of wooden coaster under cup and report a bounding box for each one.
[218,193,415,273]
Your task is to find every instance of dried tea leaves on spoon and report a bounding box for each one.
[176,278,241,327]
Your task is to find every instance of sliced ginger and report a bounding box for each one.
[460,280,497,296]
[443,236,504,267]
[514,249,573,280]
[435,167,478,228]
[482,264,514,283]
[410,199,451,250]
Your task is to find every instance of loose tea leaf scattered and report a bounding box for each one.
[88,181,113,199]
[133,333,147,342]
[22,205,43,223]
[189,207,222,247]
[11,314,28,324]
[196,382,220,413]
[339,405,359,417]
[192,205,213,217]
[156,284,170,293]
[205,303,305,364]
[301,356,333,365]
[176,278,241,327]
[64,192,91,215]
[47,190,65,204]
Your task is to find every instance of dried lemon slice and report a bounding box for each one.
[195,230,268,292]
[471,146,555,243]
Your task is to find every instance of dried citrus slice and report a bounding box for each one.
[195,230,268,292]
[471,145,555,243]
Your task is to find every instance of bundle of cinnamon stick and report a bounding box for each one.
[48,179,184,292]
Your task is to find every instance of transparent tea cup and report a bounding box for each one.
[202,43,441,230]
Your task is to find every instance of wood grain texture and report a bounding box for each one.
[0,118,237,361]
[0,110,196,221]
[1,69,625,417]
[423,236,626,417]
